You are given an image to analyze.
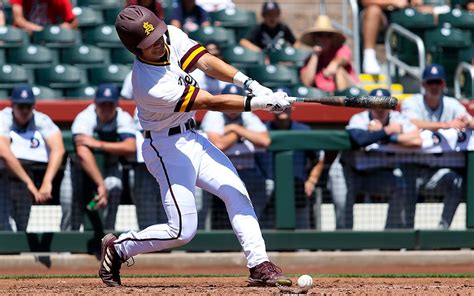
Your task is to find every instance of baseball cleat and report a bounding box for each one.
[248,261,292,287]
[98,233,123,287]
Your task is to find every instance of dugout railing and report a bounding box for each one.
[0,130,474,254]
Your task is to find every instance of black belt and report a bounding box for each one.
[144,119,196,138]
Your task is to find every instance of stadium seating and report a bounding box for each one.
[81,25,122,48]
[103,6,123,25]
[76,0,123,10]
[88,64,130,86]
[110,47,135,65]
[189,26,236,48]
[73,6,105,28]
[221,45,265,69]
[7,45,56,69]
[246,64,300,88]
[61,45,109,69]
[0,64,31,89]
[0,89,8,100]
[32,26,80,48]
[0,25,29,48]
[64,85,98,99]
[334,86,368,97]
[268,46,312,68]
[209,8,257,40]
[32,86,63,100]
[292,85,328,99]
[35,65,88,89]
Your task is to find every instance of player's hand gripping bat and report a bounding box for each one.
[287,95,398,110]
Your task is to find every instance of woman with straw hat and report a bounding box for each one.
[300,15,358,94]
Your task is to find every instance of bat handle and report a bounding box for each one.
[286,96,303,103]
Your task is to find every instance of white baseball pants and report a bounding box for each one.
[114,129,269,268]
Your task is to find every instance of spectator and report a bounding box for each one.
[335,88,422,229]
[0,84,65,231]
[240,1,297,53]
[300,15,358,94]
[401,64,473,229]
[127,0,164,20]
[170,0,210,33]
[261,98,325,229]
[0,0,5,27]
[196,0,235,12]
[62,84,136,231]
[191,42,230,94]
[200,84,272,228]
[11,0,78,35]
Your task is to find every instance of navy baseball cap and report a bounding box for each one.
[262,1,280,15]
[369,88,391,97]
[222,84,245,96]
[422,64,445,81]
[11,84,35,105]
[95,83,119,103]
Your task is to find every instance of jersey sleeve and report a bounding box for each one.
[391,111,417,133]
[243,113,268,132]
[71,108,95,136]
[116,109,137,140]
[400,95,422,119]
[452,99,471,120]
[120,71,134,99]
[200,111,225,134]
[346,112,368,130]
[35,112,60,139]
[0,115,10,139]
[283,24,296,45]
[169,26,208,73]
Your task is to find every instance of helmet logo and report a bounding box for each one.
[143,22,155,36]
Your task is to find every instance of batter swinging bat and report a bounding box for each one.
[287,95,398,110]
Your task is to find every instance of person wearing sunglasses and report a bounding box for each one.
[401,64,473,229]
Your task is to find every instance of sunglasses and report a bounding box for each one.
[14,103,34,110]
[425,79,443,85]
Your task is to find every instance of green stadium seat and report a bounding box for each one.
[0,49,5,65]
[162,0,177,23]
[0,64,31,89]
[64,85,97,99]
[35,65,88,89]
[3,3,12,25]
[0,89,9,100]
[82,25,122,48]
[7,45,56,69]
[292,85,328,99]
[32,26,80,48]
[73,6,105,27]
[221,45,264,68]
[246,64,300,88]
[32,86,63,100]
[76,0,122,9]
[390,8,436,29]
[0,25,29,48]
[110,47,135,65]
[450,0,469,8]
[268,46,312,68]
[61,44,108,68]
[334,86,368,97]
[103,6,123,25]
[189,26,235,48]
[209,8,257,40]
[88,64,130,86]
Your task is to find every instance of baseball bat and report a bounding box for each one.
[287,95,398,110]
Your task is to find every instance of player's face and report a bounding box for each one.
[423,79,445,98]
[95,102,117,123]
[141,36,166,62]
[12,104,34,126]
[263,10,280,28]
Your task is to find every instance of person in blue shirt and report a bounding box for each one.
[170,0,210,33]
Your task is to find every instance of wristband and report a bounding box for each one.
[389,133,399,143]
[244,94,253,111]
[233,71,250,88]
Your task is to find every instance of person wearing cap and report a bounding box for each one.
[11,0,78,35]
[260,92,325,229]
[332,88,422,229]
[170,0,210,33]
[240,1,298,53]
[200,84,272,229]
[62,84,136,231]
[401,64,473,229]
[0,84,65,231]
[300,15,358,94]
[103,5,292,287]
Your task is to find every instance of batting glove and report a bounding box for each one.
[247,92,291,113]
[245,80,273,96]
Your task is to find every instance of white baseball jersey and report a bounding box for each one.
[346,110,417,133]
[132,25,208,132]
[0,107,59,162]
[401,94,471,122]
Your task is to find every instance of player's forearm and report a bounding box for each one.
[208,133,239,151]
[42,147,65,184]
[307,159,324,184]
[196,54,239,83]
[0,12,5,26]
[300,56,318,87]
[100,139,136,155]
[233,128,271,148]
[239,39,262,52]
[410,119,447,131]
[394,131,422,147]
[76,146,105,186]
[192,93,246,112]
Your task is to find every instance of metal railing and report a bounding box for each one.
[454,62,474,99]
[385,23,426,88]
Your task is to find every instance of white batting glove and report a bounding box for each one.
[248,91,291,113]
[246,80,273,96]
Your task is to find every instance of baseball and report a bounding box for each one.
[297,274,313,288]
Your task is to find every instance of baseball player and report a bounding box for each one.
[0,84,65,231]
[62,84,136,231]
[401,64,472,229]
[99,5,292,287]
